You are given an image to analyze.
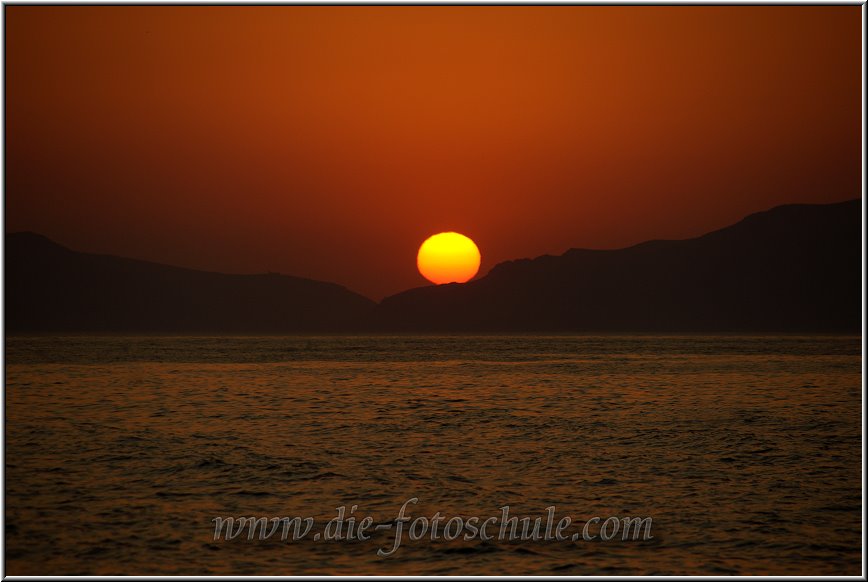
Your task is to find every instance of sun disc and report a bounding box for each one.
[417,232,481,285]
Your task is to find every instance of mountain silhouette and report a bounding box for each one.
[5,233,375,332]
[6,199,860,332]
[376,199,861,332]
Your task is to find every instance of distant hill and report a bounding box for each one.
[5,233,376,332]
[6,199,861,333]
[376,199,861,332]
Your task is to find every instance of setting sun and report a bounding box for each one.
[417,232,481,285]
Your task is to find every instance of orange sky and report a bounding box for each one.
[5,6,861,299]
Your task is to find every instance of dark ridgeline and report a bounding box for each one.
[5,198,861,333]
[5,233,376,332]
[376,198,861,332]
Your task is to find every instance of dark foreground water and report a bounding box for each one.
[4,335,862,575]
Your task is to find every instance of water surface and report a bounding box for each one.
[5,335,861,574]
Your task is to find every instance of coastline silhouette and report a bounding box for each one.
[6,198,860,333]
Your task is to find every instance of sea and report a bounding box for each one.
[4,334,862,575]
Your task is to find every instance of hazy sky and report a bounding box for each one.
[5,6,861,299]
